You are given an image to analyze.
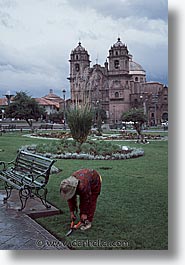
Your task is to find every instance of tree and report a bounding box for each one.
[121,108,147,142]
[66,105,93,150]
[48,111,64,124]
[5,91,45,128]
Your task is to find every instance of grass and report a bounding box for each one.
[0,131,168,250]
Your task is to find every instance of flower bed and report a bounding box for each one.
[32,131,71,139]
[32,131,162,141]
[20,139,144,160]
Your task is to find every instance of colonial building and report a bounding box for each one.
[68,38,168,126]
[35,89,63,115]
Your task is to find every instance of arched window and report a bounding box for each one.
[115,92,119,98]
[162,112,168,121]
[76,55,79,60]
[135,77,138,82]
[75,63,80,72]
[114,60,119,69]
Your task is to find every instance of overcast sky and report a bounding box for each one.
[0,0,168,98]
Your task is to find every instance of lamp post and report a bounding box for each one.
[1,109,4,120]
[4,90,14,106]
[140,94,149,128]
[139,95,143,109]
[96,100,102,134]
[113,105,116,126]
[152,94,158,126]
[62,89,66,130]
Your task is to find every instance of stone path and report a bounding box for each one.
[0,190,68,250]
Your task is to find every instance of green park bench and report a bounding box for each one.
[0,151,56,211]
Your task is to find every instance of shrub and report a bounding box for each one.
[66,105,94,147]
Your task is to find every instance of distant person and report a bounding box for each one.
[60,168,102,230]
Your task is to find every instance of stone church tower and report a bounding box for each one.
[68,42,91,104]
[107,38,132,123]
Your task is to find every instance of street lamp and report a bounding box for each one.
[96,100,102,134]
[1,109,5,120]
[62,89,66,130]
[140,94,149,127]
[4,90,14,106]
[152,94,158,126]
[113,105,116,125]
[139,95,143,109]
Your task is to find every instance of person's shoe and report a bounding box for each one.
[80,220,92,231]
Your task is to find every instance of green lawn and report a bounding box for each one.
[0,132,168,250]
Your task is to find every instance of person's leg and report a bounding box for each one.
[80,193,99,230]
[88,192,99,222]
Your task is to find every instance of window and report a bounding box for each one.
[76,55,79,60]
[114,60,119,69]
[162,112,168,120]
[114,80,119,86]
[135,77,138,82]
[115,92,119,98]
[75,63,80,72]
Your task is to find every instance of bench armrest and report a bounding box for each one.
[33,161,55,185]
[0,161,6,170]
[34,168,52,185]
[0,160,15,171]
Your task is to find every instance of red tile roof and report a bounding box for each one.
[0,98,8,106]
[0,91,64,110]
[35,97,61,109]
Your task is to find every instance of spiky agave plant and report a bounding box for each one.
[66,104,94,150]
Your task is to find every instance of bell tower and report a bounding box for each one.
[108,37,129,75]
[107,38,131,125]
[68,42,91,104]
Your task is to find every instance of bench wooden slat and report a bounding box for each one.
[18,155,51,167]
[17,155,51,168]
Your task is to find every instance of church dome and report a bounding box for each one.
[129,60,146,75]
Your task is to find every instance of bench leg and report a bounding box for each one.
[4,182,13,202]
[36,187,51,209]
[19,187,31,211]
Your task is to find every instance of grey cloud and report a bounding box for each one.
[67,0,168,21]
[0,41,70,97]
[0,0,17,8]
[0,0,168,97]
[77,30,100,41]
[0,11,13,28]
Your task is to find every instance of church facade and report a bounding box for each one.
[68,38,168,126]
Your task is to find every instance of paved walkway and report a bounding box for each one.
[0,191,68,250]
